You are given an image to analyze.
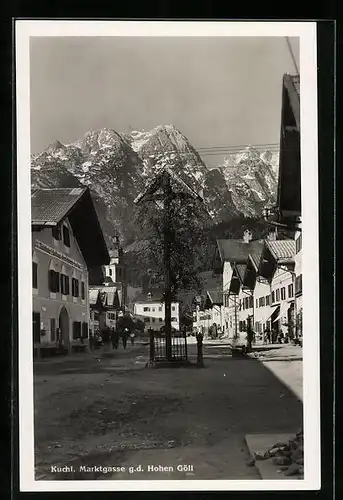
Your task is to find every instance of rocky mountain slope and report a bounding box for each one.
[31,125,279,247]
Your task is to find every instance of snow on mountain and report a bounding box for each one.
[31,126,279,245]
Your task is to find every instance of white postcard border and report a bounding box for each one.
[16,20,320,492]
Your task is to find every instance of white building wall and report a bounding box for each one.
[222,262,237,336]
[270,267,294,335]
[32,219,89,350]
[134,301,179,331]
[238,289,253,326]
[254,279,272,333]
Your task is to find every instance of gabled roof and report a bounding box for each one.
[133,288,166,304]
[248,252,262,271]
[266,239,295,263]
[32,188,110,268]
[89,285,121,308]
[235,264,247,284]
[31,187,86,225]
[206,290,223,306]
[216,239,264,263]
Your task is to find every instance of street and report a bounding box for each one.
[34,342,302,481]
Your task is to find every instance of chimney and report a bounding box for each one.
[243,229,252,243]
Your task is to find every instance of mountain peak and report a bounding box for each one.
[45,140,66,153]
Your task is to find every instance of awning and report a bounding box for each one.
[258,305,278,323]
[273,301,291,323]
[270,305,280,323]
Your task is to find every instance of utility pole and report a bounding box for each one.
[163,172,172,361]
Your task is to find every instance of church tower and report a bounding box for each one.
[103,235,127,307]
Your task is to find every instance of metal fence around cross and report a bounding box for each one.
[149,331,188,362]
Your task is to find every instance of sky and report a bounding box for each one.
[30,36,299,167]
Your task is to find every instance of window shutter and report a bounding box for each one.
[32,262,38,289]
[66,276,70,295]
[81,282,85,299]
[76,280,79,297]
[48,270,54,292]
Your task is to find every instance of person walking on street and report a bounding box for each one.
[111,328,119,349]
[121,328,128,349]
[129,331,135,346]
[246,319,254,353]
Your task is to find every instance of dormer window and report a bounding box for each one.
[52,225,61,241]
[63,225,70,247]
[147,292,152,299]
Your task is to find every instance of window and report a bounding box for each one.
[249,296,253,308]
[159,318,163,322]
[144,317,150,323]
[296,234,302,254]
[109,268,112,276]
[152,318,155,323]
[72,321,81,340]
[72,278,79,297]
[275,289,280,302]
[81,282,85,300]
[288,284,294,298]
[52,225,61,241]
[281,287,286,300]
[261,297,265,307]
[50,318,56,342]
[259,297,263,307]
[256,299,258,308]
[172,306,175,311]
[152,308,155,312]
[158,306,162,312]
[143,307,150,312]
[48,270,60,293]
[272,291,275,303]
[171,317,177,322]
[63,225,70,247]
[32,262,38,289]
[266,295,271,306]
[82,322,89,338]
[60,274,70,295]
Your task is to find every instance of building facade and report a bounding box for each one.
[133,289,180,332]
[89,284,122,334]
[31,188,109,357]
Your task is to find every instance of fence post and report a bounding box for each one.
[149,329,155,365]
[196,332,204,367]
[184,330,188,361]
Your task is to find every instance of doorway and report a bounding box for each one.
[59,307,70,348]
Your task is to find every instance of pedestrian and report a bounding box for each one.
[271,327,277,344]
[121,328,128,349]
[264,327,270,345]
[129,331,135,346]
[111,328,119,349]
